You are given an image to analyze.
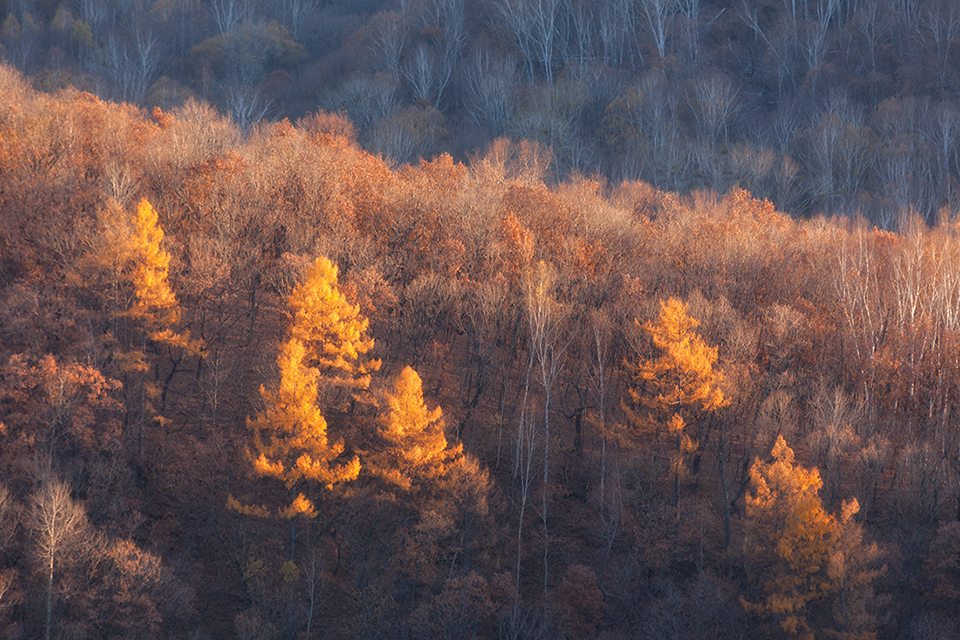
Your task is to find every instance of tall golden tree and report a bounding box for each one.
[127,199,200,353]
[241,256,379,516]
[625,297,728,510]
[286,255,380,397]
[96,199,201,461]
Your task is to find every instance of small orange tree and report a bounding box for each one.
[743,435,884,639]
[372,366,462,491]
[625,297,728,510]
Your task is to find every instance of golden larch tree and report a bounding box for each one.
[100,199,201,462]
[625,297,728,510]
[286,255,379,396]
[127,199,200,353]
[373,366,462,491]
[743,435,884,640]
[241,256,379,517]
[743,435,836,639]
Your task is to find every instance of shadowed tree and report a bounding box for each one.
[30,479,86,640]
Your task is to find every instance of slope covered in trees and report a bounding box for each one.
[6,0,960,228]
[3,61,960,638]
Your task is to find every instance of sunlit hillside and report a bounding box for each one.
[2,61,960,638]
[5,0,960,228]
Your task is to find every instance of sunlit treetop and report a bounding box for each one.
[374,366,462,491]
[635,297,727,416]
[287,256,380,391]
[127,199,202,355]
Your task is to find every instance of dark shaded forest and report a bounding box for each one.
[5,0,960,227]
[3,52,960,637]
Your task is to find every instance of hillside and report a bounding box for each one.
[2,61,960,638]
[4,0,960,228]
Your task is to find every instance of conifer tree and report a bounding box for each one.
[242,256,379,516]
[625,297,728,510]
[743,435,836,639]
[286,255,379,397]
[743,435,885,639]
[96,199,201,461]
[127,199,200,354]
[372,366,462,491]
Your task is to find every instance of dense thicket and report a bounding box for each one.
[3,61,960,638]
[5,0,960,228]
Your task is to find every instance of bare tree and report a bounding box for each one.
[320,73,398,130]
[528,0,562,82]
[281,0,319,41]
[76,0,112,36]
[226,84,273,133]
[803,111,843,206]
[495,0,561,82]
[0,11,40,73]
[588,310,612,507]
[688,73,740,146]
[209,0,250,34]
[425,0,467,107]
[494,0,537,80]
[920,1,960,95]
[367,11,407,78]
[566,0,597,70]
[403,43,439,103]
[598,0,633,67]
[740,2,801,100]
[678,0,703,64]
[525,262,566,602]
[801,17,830,81]
[853,2,888,74]
[30,479,88,640]
[464,49,517,134]
[639,0,679,58]
[926,106,959,205]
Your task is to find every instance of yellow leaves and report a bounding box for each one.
[624,297,728,492]
[243,255,374,516]
[287,256,380,392]
[226,495,271,518]
[278,494,317,519]
[667,413,685,433]
[744,435,882,638]
[251,453,285,480]
[116,349,149,374]
[373,366,461,491]
[130,199,179,325]
[630,297,729,428]
[101,198,203,355]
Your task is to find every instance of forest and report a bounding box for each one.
[4,1,960,639]
[3,53,960,638]
[5,0,960,228]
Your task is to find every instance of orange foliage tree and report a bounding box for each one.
[105,199,202,461]
[743,435,884,639]
[239,256,380,518]
[372,365,462,491]
[625,297,728,511]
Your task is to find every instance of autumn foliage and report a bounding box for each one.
[0,62,955,639]
[244,257,372,512]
